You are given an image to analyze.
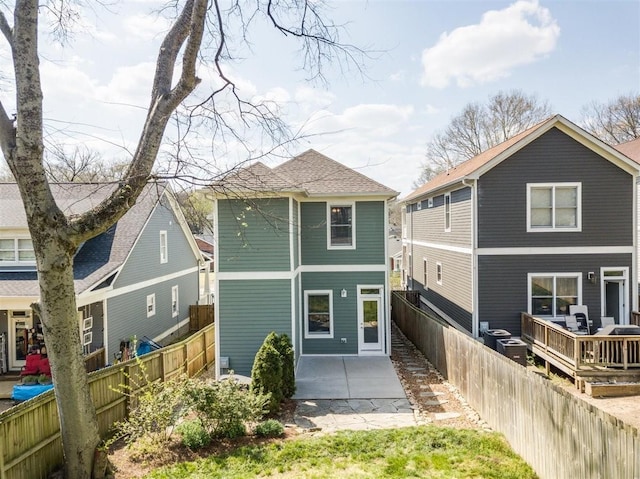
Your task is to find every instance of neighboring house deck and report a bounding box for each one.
[0,182,205,371]
[210,149,398,376]
[402,114,640,339]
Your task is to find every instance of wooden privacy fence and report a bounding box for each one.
[189,304,215,331]
[392,291,640,479]
[0,323,215,479]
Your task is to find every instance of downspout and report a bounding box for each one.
[462,178,479,338]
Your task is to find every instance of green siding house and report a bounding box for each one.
[212,150,398,376]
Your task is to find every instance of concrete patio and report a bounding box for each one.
[293,355,406,400]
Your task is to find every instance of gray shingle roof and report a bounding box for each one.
[213,150,398,198]
[0,182,166,297]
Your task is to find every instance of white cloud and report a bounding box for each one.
[421,0,560,88]
[304,103,414,139]
[122,14,171,41]
[294,87,335,111]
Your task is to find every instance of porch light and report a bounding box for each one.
[341,289,347,298]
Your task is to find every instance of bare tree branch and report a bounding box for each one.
[419,90,551,179]
[0,10,13,44]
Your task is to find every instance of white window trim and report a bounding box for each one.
[0,237,36,265]
[526,182,582,233]
[160,230,168,263]
[146,293,156,318]
[327,202,356,250]
[436,262,443,285]
[423,258,428,290]
[527,272,582,318]
[444,193,451,232]
[304,289,334,339]
[171,285,179,318]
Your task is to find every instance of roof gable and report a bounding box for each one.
[213,150,398,198]
[0,182,200,296]
[274,149,398,197]
[405,115,640,201]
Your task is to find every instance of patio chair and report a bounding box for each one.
[569,305,591,334]
[564,315,580,333]
[20,352,41,376]
[600,317,616,328]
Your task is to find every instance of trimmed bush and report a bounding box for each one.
[251,337,283,413]
[274,333,296,398]
[254,419,285,438]
[177,420,211,450]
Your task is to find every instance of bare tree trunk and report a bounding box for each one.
[30,225,100,477]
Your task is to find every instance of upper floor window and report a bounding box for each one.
[328,203,355,249]
[160,230,168,263]
[527,183,581,232]
[0,238,35,263]
[529,273,581,317]
[444,194,451,232]
[436,262,443,285]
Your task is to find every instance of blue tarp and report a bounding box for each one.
[12,384,54,401]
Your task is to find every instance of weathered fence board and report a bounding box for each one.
[392,291,639,479]
[0,323,215,479]
[189,304,214,331]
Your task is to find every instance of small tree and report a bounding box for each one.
[251,332,284,413]
[275,333,296,399]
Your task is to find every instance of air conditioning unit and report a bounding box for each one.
[10,310,31,318]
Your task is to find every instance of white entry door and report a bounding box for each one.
[357,286,383,353]
[601,268,628,324]
[9,313,33,370]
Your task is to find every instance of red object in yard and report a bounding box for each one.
[38,357,51,376]
[20,353,41,376]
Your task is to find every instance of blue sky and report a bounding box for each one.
[1,0,638,197]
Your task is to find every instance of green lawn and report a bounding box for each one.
[145,426,537,479]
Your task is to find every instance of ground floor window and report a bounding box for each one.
[529,273,581,317]
[304,290,333,338]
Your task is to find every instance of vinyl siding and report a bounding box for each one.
[301,271,386,355]
[217,198,290,272]
[218,279,292,376]
[478,127,634,248]
[300,201,386,265]
[407,246,473,332]
[478,253,633,336]
[114,197,198,287]
[410,187,472,248]
[106,272,198,359]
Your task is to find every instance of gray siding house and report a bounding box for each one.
[0,182,204,371]
[402,115,640,338]
[211,150,398,376]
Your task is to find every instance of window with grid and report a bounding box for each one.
[528,183,581,231]
[0,238,35,262]
[529,274,580,317]
[328,204,354,248]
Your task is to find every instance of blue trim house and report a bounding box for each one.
[0,182,205,370]
[211,150,398,376]
[402,115,640,338]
